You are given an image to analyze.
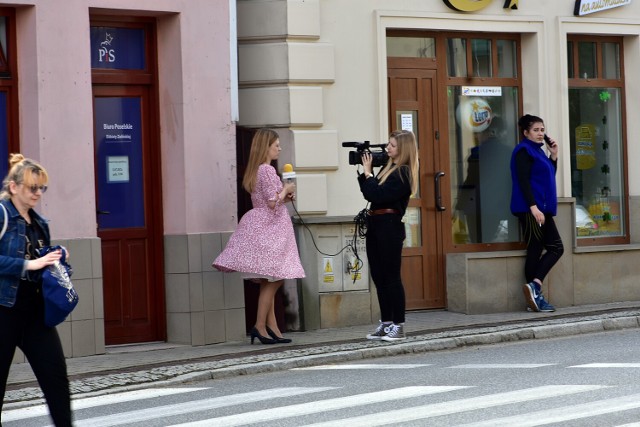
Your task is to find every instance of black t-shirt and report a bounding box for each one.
[14,214,46,311]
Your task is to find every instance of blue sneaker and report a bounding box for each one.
[522,282,540,312]
[536,294,556,312]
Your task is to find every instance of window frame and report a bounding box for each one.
[0,8,19,177]
[567,34,629,246]
[441,32,524,252]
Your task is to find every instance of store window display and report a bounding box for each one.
[568,37,627,243]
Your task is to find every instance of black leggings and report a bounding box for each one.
[0,305,72,427]
[518,212,564,283]
[366,214,406,324]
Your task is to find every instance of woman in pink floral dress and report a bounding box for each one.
[213,129,305,344]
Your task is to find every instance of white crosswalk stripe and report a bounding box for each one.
[457,393,640,427]
[169,386,466,427]
[292,363,430,370]
[569,363,640,368]
[448,364,554,369]
[299,385,606,427]
[6,380,640,426]
[2,387,207,422]
[72,387,336,427]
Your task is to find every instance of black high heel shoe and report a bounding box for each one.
[250,327,276,344]
[266,326,292,344]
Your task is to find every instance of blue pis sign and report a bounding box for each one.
[90,27,146,70]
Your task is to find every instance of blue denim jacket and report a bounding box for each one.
[0,198,51,308]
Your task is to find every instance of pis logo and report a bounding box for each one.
[98,33,116,63]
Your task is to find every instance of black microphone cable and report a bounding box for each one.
[289,200,368,282]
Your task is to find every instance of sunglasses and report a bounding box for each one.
[24,184,48,194]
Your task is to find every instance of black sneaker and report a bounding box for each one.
[381,323,406,341]
[366,321,392,340]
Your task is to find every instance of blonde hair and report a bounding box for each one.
[1,153,49,200]
[242,129,279,193]
[377,130,419,196]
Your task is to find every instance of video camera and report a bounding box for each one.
[341,141,389,168]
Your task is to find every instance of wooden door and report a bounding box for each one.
[94,85,165,344]
[388,69,446,309]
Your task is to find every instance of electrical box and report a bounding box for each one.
[302,222,369,293]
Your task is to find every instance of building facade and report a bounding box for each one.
[8,0,241,363]
[9,0,640,362]
[236,0,640,330]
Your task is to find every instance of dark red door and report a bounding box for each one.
[94,85,165,344]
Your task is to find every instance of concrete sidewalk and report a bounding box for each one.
[5,301,640,407]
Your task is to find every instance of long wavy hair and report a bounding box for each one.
[377,130,419,196]
[242,128,279,194]
[0,153,49,200]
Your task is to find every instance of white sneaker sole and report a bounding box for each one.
[381,336,406,342]
[522,283,540,312]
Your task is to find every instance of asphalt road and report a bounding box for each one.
[6,328,640,426]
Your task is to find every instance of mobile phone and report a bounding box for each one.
[544,134,552,146]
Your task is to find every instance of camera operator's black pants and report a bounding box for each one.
[0,305,72,427]
[366,213,406,324]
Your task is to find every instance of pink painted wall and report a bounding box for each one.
[10,0,236,238]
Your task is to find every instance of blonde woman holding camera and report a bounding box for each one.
[358,130,418,341]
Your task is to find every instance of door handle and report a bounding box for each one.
[435,171,446,212]
[96,210,111,215]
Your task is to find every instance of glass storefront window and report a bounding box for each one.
[602,43,620,79]
[471,39,492,77]
[403,207,421,248]
[395,110,419,142]
[578,41,597,79]
[395,110,421,248]
[497,39,517,78]
[386,37,435,58]
[447,38,467,77]
[569,87,625,238]
[395,110,421,198]
[0,10,15,167]
[567,41,574,79]
[569,36,626,243]
[448,87,520,244]
[0,17,6,63]
[0,91,7,179]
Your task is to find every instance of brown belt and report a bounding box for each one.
[369,208,401,216]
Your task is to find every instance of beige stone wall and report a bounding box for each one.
[164,233,246,345]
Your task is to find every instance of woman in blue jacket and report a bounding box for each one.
[359,130,418,341]
[0,154,71,426]
[510,114,564,313]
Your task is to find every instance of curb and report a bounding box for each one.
[185,314,640,382]
[5,312,640,409]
